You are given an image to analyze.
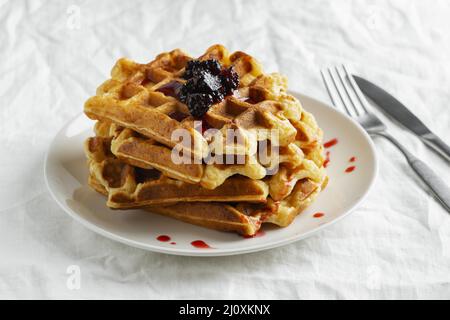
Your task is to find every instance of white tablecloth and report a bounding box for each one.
[1,0,449,299]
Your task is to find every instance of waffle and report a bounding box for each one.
[85,45,309,188]
[93,119,324,204]
[89,175,262,235]
[83,44,328,236]
[88,162,327,234]
[86,126,327,232]
[85,134,269,209]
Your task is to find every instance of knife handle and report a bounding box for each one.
[421,133,450,162]
[375,132,450,213]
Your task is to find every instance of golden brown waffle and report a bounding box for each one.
[87,122,326,231]
[96,118,324,198]
[260,176,327,227]
[89,175,262,236]
[86,119,326,226]
[94,120,204,184]
[84,45,315,189]
[84,56,207,160]
[87,122,327,230]
[85,134,269,209]
[88,164,327,234]
[84,46,265,159]
[83,44,328,236]
[110,124,204,184]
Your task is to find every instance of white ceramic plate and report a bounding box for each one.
[45,93,377,256]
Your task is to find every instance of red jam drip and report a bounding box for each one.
[169,111,188,122]
[191,240,211,249]
[323,151,331,168]
[258,201,280,222]
[242,230,266,239]
[155,81,183,98]
[349,156,356,162]
[156,235,171,242]
[313,212,325,218]
[200,118,213,134]
[345,166,356,173]
[324,138,338,148]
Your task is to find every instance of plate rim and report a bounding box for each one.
[44,92,378,257]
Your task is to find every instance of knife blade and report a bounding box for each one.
[353,75,450,162]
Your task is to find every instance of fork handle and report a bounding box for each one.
[421,132,450,162]
[373,132,450,213]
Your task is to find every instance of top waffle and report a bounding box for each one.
[84,45,325,192]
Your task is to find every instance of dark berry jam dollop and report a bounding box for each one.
[179,59,239,118]
[183,59,221,79]
[219,67,239,94]
[186,93,214,118]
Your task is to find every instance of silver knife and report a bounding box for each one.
[353,75,450,162]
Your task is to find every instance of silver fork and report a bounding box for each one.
[321,65,450,213]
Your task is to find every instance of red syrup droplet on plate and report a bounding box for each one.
[349,156,356,162]
[345,166,356,173]
[170,242,176,245]
[156,235,171,242]
[324,138,338,148]
[242,230,266,239]
[191,240,211,249]
[313,212,325,218]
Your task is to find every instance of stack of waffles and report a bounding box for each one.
[84,44,328,236]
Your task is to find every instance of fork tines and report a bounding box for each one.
[321,65,370,117]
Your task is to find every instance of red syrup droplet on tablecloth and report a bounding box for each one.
[242,230,266,239]
[324,138,338,148]
[191,240,211,249]
[156,235,171,242]
[313,212,325,218]
[349,156,356,162]
[345,166,356,173]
